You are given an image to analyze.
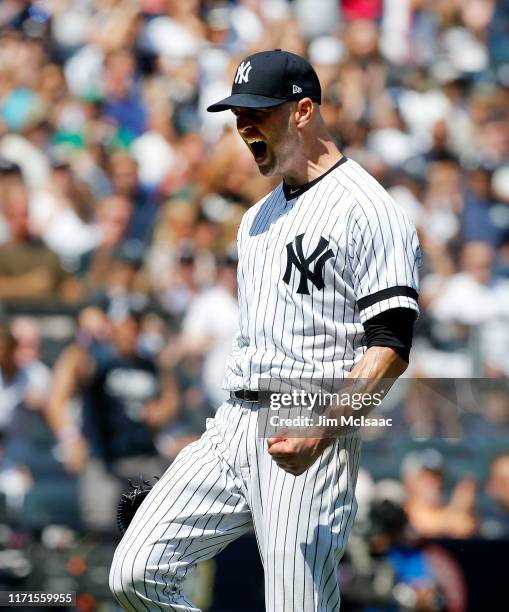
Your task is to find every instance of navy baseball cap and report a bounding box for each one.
[207,49,321,113]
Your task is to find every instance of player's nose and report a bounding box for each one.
[236,112,255,133]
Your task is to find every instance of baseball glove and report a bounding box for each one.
[117,476,159,535]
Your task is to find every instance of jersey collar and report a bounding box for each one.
[282,156,348,201]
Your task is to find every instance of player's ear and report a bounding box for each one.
[294,98,314,128]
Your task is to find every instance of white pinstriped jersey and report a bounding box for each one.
[223,157,420,391]
[110,155,414,612]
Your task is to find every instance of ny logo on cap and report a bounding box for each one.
[283,234,333,295]
[234,61,252,84]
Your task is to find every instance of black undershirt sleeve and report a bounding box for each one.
[362,307,417,363]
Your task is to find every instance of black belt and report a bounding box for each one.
[231,390,259,403]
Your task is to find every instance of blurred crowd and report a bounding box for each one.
[0,2,509,603]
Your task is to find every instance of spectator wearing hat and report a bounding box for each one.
[367,499,440,611]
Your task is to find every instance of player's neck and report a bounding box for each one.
[283,135,342,187]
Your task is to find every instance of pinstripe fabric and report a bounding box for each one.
[109,399,360,611]
[223,158,420,392]
[109,156,420,611]
[110,400,253,611]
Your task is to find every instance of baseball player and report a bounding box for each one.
[110,50,420,611]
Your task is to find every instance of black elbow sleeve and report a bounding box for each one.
[363,308,417,363]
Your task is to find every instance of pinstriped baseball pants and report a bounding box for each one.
[109,399,360,611]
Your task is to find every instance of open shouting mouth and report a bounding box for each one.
[245,138,268,164]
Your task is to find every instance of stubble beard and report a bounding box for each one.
[255,109,298,178]
[255,146,277,176]
[258,135,295,179]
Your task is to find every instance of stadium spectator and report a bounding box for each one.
[10,316,51,412]
[157,240,203,317]
[45,308,178,531]
[78,193,134,289]
[29,161,98,259]
[0,319,51,474]
[461,167,505,249]
[402,450,478,539]
[0,319,52,493]
[0,324,38,521]
[426,241,507,323]
[107,151,159,243]
[147,200,217,314]
[179,248,239,408]
[101,49,146,142]
[368,499,440,611]
[131,103,178,188]
[86,241,150,320]
[0,183,83,305]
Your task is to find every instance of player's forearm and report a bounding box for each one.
[329,346,408,425]
[347,345,408,381]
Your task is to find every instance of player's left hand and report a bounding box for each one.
[267,437,333,476]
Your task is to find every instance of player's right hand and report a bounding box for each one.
[267,436,332,476]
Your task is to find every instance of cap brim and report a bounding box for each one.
[207,93,286,113]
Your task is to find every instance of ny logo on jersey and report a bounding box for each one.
[234,61,252,84]
[283,234,334,295]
